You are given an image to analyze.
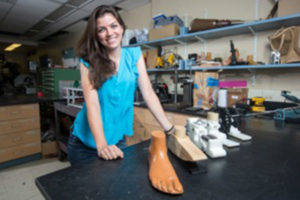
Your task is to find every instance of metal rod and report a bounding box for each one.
[174,67,178,104]
[231,105,300,118]
[142,44,154,49]
[174,39,186,45]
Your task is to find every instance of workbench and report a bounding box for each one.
[53,102,79,160]
[35,118,300,200]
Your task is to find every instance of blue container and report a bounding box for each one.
[178,59,185,70]
[153,15,184,28]
[180,26,188,35]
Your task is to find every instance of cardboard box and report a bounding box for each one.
[193,72,219,110]
[278,0,300,17]
[145,49,158,69]
[149,23,180,41]
[42,141,58,157]
[227,88,248,107]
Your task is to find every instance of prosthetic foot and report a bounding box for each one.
[207,112,240,148]
[218,108,251,142]
[167,125,207,162]
[149,131,184,194]
[207,120,240,147]
[187,118,226,158]
[228,126,252,141]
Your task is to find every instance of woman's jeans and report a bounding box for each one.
[67,134,127,166]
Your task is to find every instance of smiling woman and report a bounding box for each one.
[77,5,126,89]
[96,14,124,51]
[68,5,174,172]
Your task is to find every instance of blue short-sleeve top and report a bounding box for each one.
[72,47,142,149]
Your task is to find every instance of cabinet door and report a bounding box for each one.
[144,109,161,127]
[0,117,40,135]
[0,104,39,121]
[126,119,146,146]
[144,124,163,140]
[0,143,41,163]
[0,129,40,149]
[126,129,146,146]
[165,112,175,124]
[134,107,145,123]
[173,113,194,126]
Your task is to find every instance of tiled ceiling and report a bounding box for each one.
[0,0,149,46]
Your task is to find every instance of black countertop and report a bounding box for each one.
[52,101,207,118]
[134,102,207,117]
[36,118,300,200]
[0,94,65,106]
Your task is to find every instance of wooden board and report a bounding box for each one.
[167,126,207,161]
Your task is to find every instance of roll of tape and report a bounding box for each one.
[218,89,228,108]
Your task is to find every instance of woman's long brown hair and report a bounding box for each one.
[76,5,126,89]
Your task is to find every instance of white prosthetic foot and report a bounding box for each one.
[222,139,240,148]
[186,117,200,138]
[201,134,227,158]
[188,119,207,150]
[228,126,252,141]
[187,118,226,158]
[207,120,240,148]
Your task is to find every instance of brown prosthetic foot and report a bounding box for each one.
[148,131,184,195]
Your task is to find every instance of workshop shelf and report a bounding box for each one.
[147,63,300,73]
[124,13,300,48]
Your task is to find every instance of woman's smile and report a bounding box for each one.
[97,13,124,50]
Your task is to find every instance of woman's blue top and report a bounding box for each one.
[72,47,141,149]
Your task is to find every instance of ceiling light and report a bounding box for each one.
[4,43,22,51]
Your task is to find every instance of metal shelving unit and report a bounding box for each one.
[147,63,300,73]
[124,13,300,72]
[125,13,300,49]
[41,69,55,94]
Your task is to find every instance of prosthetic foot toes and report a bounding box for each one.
[148,131,184,195]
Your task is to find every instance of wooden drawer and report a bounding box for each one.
[165,112,175,124]
[134,116,144,129]
[0,129,40,149]
[125,136,140,146]
[144,124,163,140]
[144,109,160,127]
[0,104,39,121]
[0,142,41,163]
[126,125,146,146]
[0,117,40,135]
[127,124,162,146]
[173,114,193,126]
[126,114,147,146]
[143,109,175,126]
[134,107,145,123]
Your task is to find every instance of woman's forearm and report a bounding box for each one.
[86,102,107,150]
[86,102,124,160]
[144,89,173,131]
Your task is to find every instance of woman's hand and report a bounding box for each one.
[164,125,175,136]
[98,145,124,160]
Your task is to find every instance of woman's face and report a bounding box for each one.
[96,13,124,51]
